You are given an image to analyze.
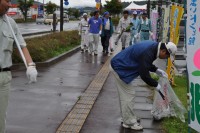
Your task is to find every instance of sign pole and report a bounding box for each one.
[60,0,64,31]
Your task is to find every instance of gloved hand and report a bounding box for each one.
[149,31,153,36]
[134,33,139,39]
[99,30,102,35]
[26,66,38,83]
[156,69,168,78]
[155,83,161,91]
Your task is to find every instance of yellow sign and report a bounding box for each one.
[96,2,100,10]
[166,5,184,85]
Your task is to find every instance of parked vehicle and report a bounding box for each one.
[44,14,58,25]
[36,15,44,24]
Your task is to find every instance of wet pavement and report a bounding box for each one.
[81,74,164,133]
[6,48,107,133]
[5,34,186,133]
[18,21,79,35]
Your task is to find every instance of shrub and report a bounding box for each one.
[12,30,80,63]
[112,17,120,26]
[15,18,36,23]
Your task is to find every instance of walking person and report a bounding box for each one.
[111,41,177,130]
[138,13,153,41]
[0,0,38,133]
[100,11,114,55]
[130,11,140,45]
[88,11,102,55]
[79,13,89,52]
[117,10,132,50]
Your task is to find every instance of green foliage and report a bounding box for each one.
[121,2,131,9]
[44,1,57,15]
[111,17,120,26]
[104,0,123,15]
[12,31,80,63]
[15,18,35,23]
[67,8,80,18]
[162,76,198,133]
[151,1,156,9]
[17,0,34,21]
[73,9,80,19]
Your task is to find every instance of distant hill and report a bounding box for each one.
[11,0,43,5]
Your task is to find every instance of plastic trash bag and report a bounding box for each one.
[151,77,187,122]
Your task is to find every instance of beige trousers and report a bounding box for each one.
[0,71,11,133]
[112,71,138,126]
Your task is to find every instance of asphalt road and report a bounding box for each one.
[17,21,79,35]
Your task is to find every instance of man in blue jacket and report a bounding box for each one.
[111,40,177,130]
[100,11,114,55]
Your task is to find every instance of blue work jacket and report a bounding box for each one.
[111,40,159,87]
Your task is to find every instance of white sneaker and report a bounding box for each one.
[131,123,143,130]
[122,123,130,128]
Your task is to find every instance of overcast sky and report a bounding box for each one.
[37,0,133,7]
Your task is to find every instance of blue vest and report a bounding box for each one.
[111,40,158,84]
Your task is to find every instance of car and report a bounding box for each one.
[44,14,58,25]
[36,15,44,24]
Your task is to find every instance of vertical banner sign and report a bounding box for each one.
[151,10,158,40]
[162,6,170,42]
[187,0,200,131]
[166,5,184,85]
[96,2,101,10]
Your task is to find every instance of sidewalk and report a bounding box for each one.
[6,35,164,133]
[6,48,107,133]
[80,74,164,133]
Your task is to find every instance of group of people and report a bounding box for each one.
[79,10,154,55]
[79,10,114,56]
[116,10,153,50]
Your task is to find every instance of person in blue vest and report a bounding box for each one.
[100,11,114,55]
[138,13,153,41]
[111,41,177,130]
[130,11,140,45]
[88,11,102,55]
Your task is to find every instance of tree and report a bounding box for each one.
[45,1,57,15]
[67,8,73,17]
[73,9,80,19]
[17,0,34,21]
[151,1,156,9]
[104,0,123,15]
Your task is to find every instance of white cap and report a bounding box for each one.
[165,42,177,61]
[133,11,137,15]
[83,13,87,16]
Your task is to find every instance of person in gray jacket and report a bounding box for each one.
[0,0,38,132]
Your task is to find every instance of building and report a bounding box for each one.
[8,0,44,19]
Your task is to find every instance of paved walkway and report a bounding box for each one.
[81,74,164,133]
[6,47,107,133]
[6,34,164,133]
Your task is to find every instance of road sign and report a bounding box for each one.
[38,5,44,15]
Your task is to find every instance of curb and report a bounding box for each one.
[11,46,81,70]
[22,31,53,37]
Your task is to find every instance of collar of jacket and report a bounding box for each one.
[157,42,161,58]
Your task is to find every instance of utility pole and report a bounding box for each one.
[60,0,64,31]
[147,0,150,18]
